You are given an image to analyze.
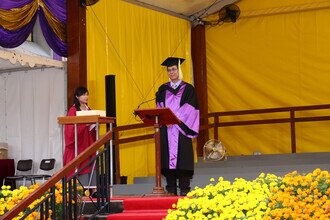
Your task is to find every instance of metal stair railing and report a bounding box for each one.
[1,130,113,220]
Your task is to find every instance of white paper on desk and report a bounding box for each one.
[76,110,106,117]
[89,124,96,131]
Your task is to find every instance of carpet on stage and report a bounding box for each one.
[107,196,182,220]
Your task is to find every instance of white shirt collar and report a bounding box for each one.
[170,80,182,88]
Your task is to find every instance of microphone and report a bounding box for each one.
[133,85,167,117]
[133,97,156,117]
[136,97,156,110]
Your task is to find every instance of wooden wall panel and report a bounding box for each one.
[66,2,87,106]
[191,25,209,156]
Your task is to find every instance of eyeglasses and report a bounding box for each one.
[167,68,178,73]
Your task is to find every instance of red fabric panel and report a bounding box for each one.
[112,196,182,210]
[107,196,182,220]
[0,159,15,187]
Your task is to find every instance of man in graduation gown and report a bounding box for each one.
[156,57,199,196]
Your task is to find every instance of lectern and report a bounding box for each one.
[134,107,180,196]
[57,115,115,196]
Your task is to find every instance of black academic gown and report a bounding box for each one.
[156,81,199,178]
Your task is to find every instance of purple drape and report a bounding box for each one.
[0,14,37,48]
[39,8,67,57]
[0,0,33,10]
[43,0,67,23]
[0,0,67,57]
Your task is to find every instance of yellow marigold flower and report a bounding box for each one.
[283,213,290,218]
[313,168,321,176]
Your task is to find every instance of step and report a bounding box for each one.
[80,214,108,220]
[80,199,124,215]
[107,209,168,220]
[112,196,181,210]
[106,197,178,220]
[113,183,156,195]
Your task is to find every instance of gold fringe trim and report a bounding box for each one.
[0,0,38,30]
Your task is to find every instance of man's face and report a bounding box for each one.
[167,65,179,82]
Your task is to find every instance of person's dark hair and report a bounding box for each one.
[73,87,89,111]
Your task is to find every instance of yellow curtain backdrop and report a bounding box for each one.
[86,0,191,183]
[206,0,330,156]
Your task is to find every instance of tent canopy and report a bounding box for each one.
[122,0,238,20]
[0,41,64,73]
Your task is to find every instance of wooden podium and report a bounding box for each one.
[134,108,180,196]
[57,115,115,159]
[57,115,116,196]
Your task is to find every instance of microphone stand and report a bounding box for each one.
[133,98,156,119]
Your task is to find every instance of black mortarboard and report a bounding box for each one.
[161,57,185,67]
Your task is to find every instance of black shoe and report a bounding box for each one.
[166,186,177,196]
[179,189,190,196]
[178,176,191,196]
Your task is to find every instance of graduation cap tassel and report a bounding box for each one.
[178,59,183,80]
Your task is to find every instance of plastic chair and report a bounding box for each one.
[3,159,33,187]
[27,158,56,184]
